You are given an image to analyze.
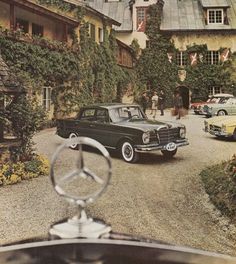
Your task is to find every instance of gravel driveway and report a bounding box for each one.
[0,111,236,256]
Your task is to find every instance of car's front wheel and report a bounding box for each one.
[120,141,139,163]
[217,110,227,116]
[233,129,236,141]
[68,132,79,149]
[161,149,177,158]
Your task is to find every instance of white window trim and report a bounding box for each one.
[207,9,223,24]
[98,27,104,43]
[42,87,52,111]
[207,51,220,65]
[177,51,186,67]
[208,87,222,96]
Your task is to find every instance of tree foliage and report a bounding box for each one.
[0,26,134,118]
[5,95,46,161]
[136,3,178,106]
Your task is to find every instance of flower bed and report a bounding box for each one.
[0,155,49,186]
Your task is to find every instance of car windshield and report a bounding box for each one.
[109,106,145,122]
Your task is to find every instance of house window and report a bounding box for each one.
[42,87,51,111]
[98,27,103,43]
[207,9,223,24]
[176,51,187,66]
[206,51,219,65]
[15,18,29,33]
[89,23,96,41]
[32,23,44,37]
[137,7,147,32]
[208,87,222,96]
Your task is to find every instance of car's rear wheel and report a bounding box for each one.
[68,132,79,149]
[217,110,227,116]
[120,141,139,163]
[161,149,177,158]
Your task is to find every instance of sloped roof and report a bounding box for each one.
[161,0,236,32]
[86,0,132,31]
[0,55,24,94]
[64,0,121,26]
[200,0,230,8]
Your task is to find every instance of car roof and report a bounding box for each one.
[82,103,139,110]
[211,93,234,98]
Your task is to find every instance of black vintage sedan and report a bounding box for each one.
[56,104,189,162]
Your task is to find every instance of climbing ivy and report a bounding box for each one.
[136,1,234,104]
[0,0,135,117]
[182,44,232,97]
[136,2,178,106]
[37,0,85,20]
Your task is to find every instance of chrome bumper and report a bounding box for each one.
[134,139,189,152]
[209,130,231,137]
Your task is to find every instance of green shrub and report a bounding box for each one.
[201,155,236,223]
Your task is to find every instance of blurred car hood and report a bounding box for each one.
[207,116,236,127]
[115,119,183,131]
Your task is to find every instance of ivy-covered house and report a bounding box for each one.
[86,0,157,49]
[160,0,236,96]
[0,0,136,119]
[0,0,80,44]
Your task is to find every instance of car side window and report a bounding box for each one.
[231,99,236,104]
[80,109,96,121]
[95,109,109,123]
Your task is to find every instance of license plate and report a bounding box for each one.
[166,142,177,151]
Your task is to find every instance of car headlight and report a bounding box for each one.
[142,131,150,144]
[221,124,226,133]
[179,127,186,138]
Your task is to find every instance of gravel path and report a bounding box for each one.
[0,111,236,256]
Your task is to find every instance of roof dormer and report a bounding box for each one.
[200,0,230,25]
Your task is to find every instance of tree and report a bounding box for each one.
[136,1,178,106]
[5,95,46,161]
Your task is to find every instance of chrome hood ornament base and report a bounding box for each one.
[49,137,112,239]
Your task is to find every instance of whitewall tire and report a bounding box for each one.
[68,132,79,149]
[121,141,139,163]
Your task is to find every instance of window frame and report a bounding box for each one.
[136,7,147,32]
[15,18,29,33]
[98,27,104,43]
[206,51,220,65]
[176,51,187,67]
[89,23,96,41]
[42,87,52,111]
[208,87,222,96]
[32,23,44,37]
[207,9,223,24]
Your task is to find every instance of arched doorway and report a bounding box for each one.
[176,86,190,109]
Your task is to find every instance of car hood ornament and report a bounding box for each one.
[49,137,112,239]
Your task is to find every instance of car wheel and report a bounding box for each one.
[161,149,177,158]
[233,130,236,141]
[120,141,139,163]
[217,110,227,116]
[68,132,79,149]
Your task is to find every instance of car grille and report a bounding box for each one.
[157,127,179,145]
[209,125,221,132]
